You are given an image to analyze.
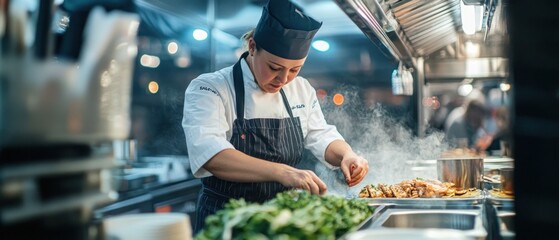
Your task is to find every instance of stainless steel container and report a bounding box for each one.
[500,168,514,195]
[113,139,138,163]
[437,158,483,190]
[0,9,139,145]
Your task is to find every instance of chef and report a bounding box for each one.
[182,0,369,233]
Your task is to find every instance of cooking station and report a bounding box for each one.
[340,156,514,240]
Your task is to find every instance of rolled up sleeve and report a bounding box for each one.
[304,90,344,169]
[182,79,234,178]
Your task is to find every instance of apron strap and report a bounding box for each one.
[280,89,295,119]
[233,52,249,121]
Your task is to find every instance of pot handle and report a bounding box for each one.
[483,175,500,184]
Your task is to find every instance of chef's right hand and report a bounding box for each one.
[277,166,327,195]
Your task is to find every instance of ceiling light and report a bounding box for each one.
[333,93,344,106]
[148,81,159,94]
[167,41,178,54]
[193,29,208,41]
[460,1,483,35]
[312,40,330,52]
[140,54,160,68]
[175,56,190,68]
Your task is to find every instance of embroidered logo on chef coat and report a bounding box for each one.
[312,99,318,109]
[199,86,219,95]
[291,104,305,110]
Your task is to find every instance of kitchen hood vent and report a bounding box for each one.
[335,0,461,65]
[388,0,461,56]
[334,0,416,67]
[425,57,508,81]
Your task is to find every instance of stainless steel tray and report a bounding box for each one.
[360,191,485,207]
[337,205,379,240]
[340,204,486,240]
[486,190,514,208]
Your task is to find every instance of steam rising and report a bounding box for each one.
[304,85,450,196]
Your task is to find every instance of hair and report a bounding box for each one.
[465,100,486,128]
[240,28,261,52]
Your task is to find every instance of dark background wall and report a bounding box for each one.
[510,0,559,238]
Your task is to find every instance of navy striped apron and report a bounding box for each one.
[194,52,305,233]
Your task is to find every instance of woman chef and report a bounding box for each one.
[182,0,369,232]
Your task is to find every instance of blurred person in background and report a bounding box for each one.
[182,0,368,233]
[444,89,486,132]
[446,100,491,150]
[486,106,511,154]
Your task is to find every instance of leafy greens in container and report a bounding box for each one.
[195,191,374,240]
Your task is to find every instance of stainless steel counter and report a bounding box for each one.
[344,189,515,240]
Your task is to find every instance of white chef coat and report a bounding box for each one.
[182,58,344,178]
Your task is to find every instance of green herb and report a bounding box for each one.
[195,191,374,240]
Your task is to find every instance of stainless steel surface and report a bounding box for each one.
[3,191,117,223]
[113,139,138,163]
[383,211,475,230]
[1,151,120,223]
[483,157,514,164]
[487,194,514,208]
[425,58,509,80]
[363,193,485,207]
[484,0,508,41]
[370,208,487,239]
[334,0,416,66]
[0,155,118,180]
[482,175,500,184]
[497,211,515,240]
[483,157,513,191]
[336,205,379,240]
[344,229,472,240]
[0,9,139,145]
[388,0,460,56]
[437,158,483,190]
[500,168,514,195]
[335,0,509,80]
[482,176,501,191]
[463,0,485,5]
[335,0,462,57]
[416,57,426,137]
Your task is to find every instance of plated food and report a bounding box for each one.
[359,178,479,199]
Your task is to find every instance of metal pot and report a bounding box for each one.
[437,157,483,190]
[500,168,514,195]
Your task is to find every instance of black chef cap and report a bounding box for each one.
[253,0,322,60]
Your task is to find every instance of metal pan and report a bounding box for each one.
[361,190,485,207]
[487,196,514,208]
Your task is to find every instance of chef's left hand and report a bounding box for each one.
[340,153,369,187]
